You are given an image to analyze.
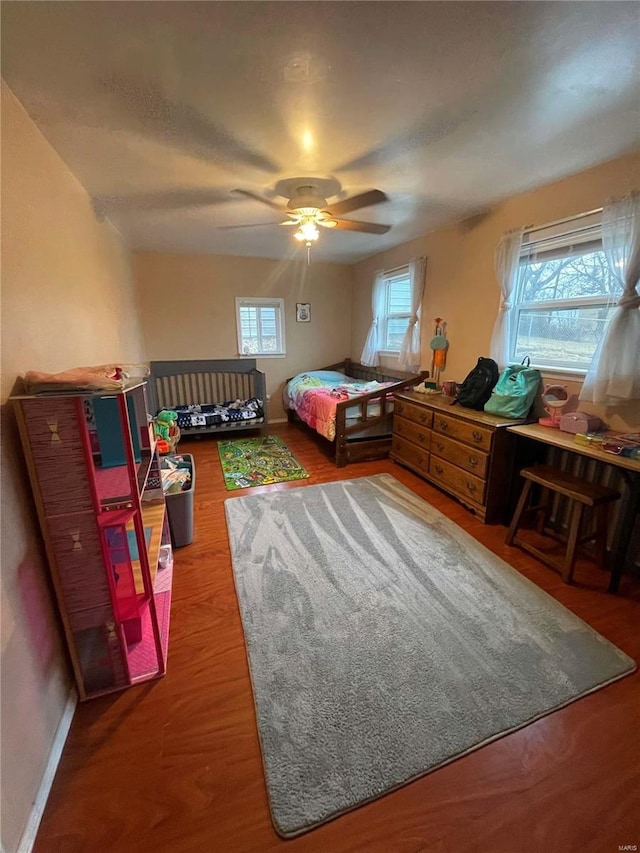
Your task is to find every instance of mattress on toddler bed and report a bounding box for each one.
[283,370,395,441]
[171,397,264,430]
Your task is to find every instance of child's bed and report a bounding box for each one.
[148,359,267,437]
[284,358,427,467]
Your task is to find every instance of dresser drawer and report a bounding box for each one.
[430,433,489,479]
[393,399,433,429]
[393,416,431,450]
[432,413,493,452]
[391,434,429,476]
[429,456,486,506]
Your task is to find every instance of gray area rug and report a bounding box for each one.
[224,473,635,837]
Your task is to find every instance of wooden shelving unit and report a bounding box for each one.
[12,381,172,700]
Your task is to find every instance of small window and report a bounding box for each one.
[235,297,286,357]
[511,216,621,371]
[381,269,412,352]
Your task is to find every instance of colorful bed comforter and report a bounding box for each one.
[283,371,394,441]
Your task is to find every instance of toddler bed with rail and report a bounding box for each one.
[284,358,427,466]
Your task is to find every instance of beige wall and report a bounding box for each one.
[134,252,354,421]
[1,75,637,851]
[0,82,146,853]
[353,149,640,429]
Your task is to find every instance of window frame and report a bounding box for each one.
[379,267,412,354]
[508,212,619,374]
[235,296,286,358]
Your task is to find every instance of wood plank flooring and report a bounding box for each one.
[34,423,640,853]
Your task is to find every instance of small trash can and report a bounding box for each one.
[164,453,195,547]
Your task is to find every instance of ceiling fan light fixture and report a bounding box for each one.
[294,220,320,243]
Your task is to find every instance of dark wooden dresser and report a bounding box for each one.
[391,390,528,523]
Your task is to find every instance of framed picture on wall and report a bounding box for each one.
[296,302,311,323]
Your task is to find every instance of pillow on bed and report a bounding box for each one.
[284,370,349,409]
[297,370,349,383]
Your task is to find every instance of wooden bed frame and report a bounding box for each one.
[148,359,267,436]
[286,358,428,467]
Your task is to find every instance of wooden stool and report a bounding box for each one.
[506,464,620,583]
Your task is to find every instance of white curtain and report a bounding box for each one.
[398,257,427,372]
[581,193,640,403]
[489,228,525,368]
[360,269,386,366]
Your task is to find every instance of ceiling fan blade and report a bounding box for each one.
[332,219,391,234]
[232,189,286,212]
[325,189,388,217]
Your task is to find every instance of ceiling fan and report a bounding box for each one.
[223,177,391,249]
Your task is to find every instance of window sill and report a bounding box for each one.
[238,353,286,359]
[534,366,588,382]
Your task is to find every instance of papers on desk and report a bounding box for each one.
[574,431,640,459]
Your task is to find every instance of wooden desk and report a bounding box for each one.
[508,424,640,593]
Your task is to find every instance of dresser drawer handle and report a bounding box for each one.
[418,433,427,444]
[472,430,483,443]
[419,412,429,423]
[437,419,448,430]
[396,403,404,414]
[466,481,477,494]
[435,441,445,452]
[434,464,444,475]
[417,455,425,466]
[467,455,478,467]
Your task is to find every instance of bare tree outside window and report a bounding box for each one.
[513,245,620,370]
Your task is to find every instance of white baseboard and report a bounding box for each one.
[17,688,77,853]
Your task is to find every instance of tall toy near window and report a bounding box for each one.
[429,318,449,387]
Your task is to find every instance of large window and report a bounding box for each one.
[235,297,285,357]
[381,268,412,352]
[511,215,621,371]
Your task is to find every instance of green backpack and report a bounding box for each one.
[483,357,541,419]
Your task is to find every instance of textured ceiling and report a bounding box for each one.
[2,1,639,263]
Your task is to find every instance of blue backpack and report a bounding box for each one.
[483,358,541,419]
